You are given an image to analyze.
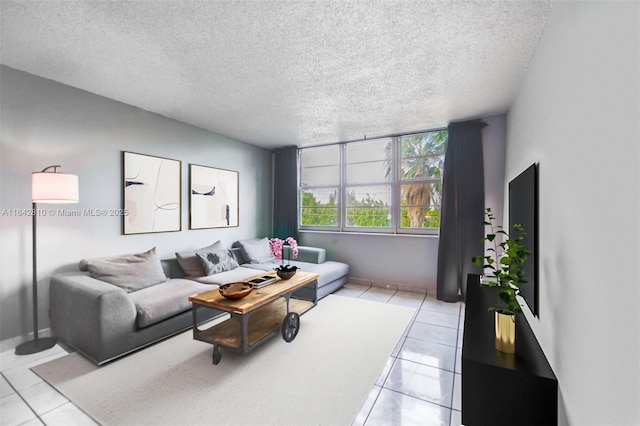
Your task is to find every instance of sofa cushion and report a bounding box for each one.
[228,247,246,265]
[197,248,239,275]
[237,238,273,263]
[240,260,281,273]
[84,247,167,292]
[192,266,264,285]
[245,260,349,289]
[299,261,350,288]
[175,241,223,277]
[295,246,326,264]
[128,279,214,328]
[161,258,186,279]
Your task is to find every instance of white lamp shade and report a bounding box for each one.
[32,171,79,203]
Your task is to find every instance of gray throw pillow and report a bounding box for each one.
[197,249,239,275]
[175,241,223,277]
[238,237,273,263]
[86,247,167,292]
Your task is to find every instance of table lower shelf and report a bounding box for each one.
[194,297,314,350]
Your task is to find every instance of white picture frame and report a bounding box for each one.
[189,164,239,229]
[123,151,181,234]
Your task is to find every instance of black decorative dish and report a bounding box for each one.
[218,282,253,300]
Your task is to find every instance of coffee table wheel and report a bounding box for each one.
[212,345,222,365]
[282,312,300,342]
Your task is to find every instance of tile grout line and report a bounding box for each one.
[382,290,461,419]
[1,370,43,425]
[379,387,458,418]
[355,287,420,425]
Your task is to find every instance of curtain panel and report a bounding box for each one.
[273,145,299,241]
[436,119,486,302]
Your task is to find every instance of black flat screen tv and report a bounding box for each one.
[509,163,539,316]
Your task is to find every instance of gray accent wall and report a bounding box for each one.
[506,2,639,424]
[0,66,274,342]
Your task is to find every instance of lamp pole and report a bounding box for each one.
[15,202,58,354]
[15,165,77,355]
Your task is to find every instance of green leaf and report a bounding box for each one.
[476,207,530,315]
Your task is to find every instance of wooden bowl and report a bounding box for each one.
[219,282,253,300]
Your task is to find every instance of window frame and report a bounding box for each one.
[299,129,446,235]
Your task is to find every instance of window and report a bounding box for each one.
[300,145,339,227]
[345,139,392,230]
[398,131,447,231]
[299,129,447,234]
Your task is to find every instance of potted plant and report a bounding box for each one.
[269,237,299,280]
[471,207,531,353]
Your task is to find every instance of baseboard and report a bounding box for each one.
[348,278,429,296]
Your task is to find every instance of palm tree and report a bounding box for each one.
[385,131,447,228]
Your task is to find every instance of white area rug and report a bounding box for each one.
[33,295,415,426]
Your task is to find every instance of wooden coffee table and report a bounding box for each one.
[189,270,319,364]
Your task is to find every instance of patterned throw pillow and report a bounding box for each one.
[196,248,239,275]
[175,241,223,277]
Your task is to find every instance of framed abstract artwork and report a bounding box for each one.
[189,164,239,229]
[122,151,181,234]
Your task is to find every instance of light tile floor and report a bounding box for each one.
[0,283,464,426]
[335,283,465,426]
[0,342,96,426]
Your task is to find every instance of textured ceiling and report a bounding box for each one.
[0,1,553,149]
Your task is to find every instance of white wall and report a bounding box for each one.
[0,66,274,343]
[483,114,507,227]
[506,2,639,424]
[301,114,507,294]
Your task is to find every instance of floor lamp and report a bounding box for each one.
[15,165,79,355]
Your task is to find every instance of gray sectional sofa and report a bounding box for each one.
[50,240,349,365]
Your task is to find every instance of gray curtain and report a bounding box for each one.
[273,145,299,240]
[436,119,486,302]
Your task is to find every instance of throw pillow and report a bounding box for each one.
[197,248,239,275]
[238,237,273,263]
[86,247,167,292]
[175,241,223,277]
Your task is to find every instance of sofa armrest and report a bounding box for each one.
[292,246,326,264]
[50,272,137,362]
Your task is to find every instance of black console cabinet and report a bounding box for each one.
[462,275,558,425]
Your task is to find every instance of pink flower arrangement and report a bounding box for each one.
[268,237,299,261]
[269,237,298,267]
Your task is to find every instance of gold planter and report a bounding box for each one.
[495,311,516,353]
